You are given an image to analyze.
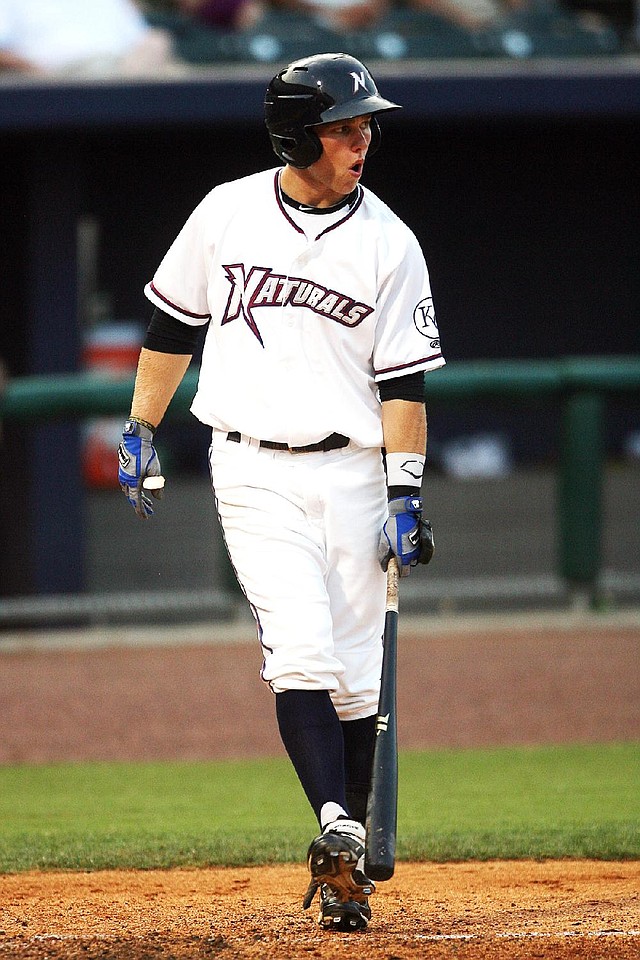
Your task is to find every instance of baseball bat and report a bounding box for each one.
[364,556,399,881]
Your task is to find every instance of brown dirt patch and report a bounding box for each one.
[1,618,638,762]
[1,861,639,959]
[1,614,639,958]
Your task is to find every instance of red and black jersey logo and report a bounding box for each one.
[222,265,373,346]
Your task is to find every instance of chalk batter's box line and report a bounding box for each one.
[418,929,640,942]
[0,929,636,948]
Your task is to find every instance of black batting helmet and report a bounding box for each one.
[264,52,401,169]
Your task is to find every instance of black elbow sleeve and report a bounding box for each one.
[378,371,425,403]
[144,308,204,354]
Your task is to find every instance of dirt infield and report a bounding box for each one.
[1,861,639,959]
[1,613,639,958]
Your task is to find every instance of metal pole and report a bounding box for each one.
[27,142,85,595]
[558,390,606,607]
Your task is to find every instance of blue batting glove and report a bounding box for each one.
[117,418,163,519]
[378,496,435,577]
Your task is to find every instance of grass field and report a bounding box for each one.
[0,742,638,874]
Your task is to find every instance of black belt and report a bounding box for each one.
[227,431,349,453]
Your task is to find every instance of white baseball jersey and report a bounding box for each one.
[145,167,445,448]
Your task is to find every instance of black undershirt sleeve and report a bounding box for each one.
[143,307,205,354]
[378,370,425,403]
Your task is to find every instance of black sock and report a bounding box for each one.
[341,714,377,826]
[275,689,348,826]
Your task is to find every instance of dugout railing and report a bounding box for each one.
[1,355,639,623]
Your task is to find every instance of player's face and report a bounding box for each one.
[284,115,373,208]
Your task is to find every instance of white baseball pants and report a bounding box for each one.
[209,429,388,720]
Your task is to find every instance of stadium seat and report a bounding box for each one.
[146,7,485,64]
[472,2,621,56]
[344,9,482,60]
[144,9,241,63]
[146,2,620,64]
[146,9,345,65]
[233,11,345,64]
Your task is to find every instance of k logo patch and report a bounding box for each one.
[413,297,439,340]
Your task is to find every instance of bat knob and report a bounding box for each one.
[142,476,165,491]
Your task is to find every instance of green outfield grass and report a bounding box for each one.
[0,742,638,873]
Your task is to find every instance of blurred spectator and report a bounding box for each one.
[409,0,524,31]
[145,0,621,50]
[147,0,389,32]
[145,0,518,42]
[233,0,520,36]
[0,0,184,76]
[174,0,266,31]
[260,0,390,31]
[271,0,609,40]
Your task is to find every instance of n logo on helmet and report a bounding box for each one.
[350,70,366,93]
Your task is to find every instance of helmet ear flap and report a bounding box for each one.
[272,119,381,170]
[267,127,322,169]
[287,128,323,169]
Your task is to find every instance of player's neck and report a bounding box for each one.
[280,165,350,210]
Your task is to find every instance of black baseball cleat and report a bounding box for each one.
[318,884,372,931]
[302,819,375,931]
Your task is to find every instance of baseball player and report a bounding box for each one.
[118,52,445,932]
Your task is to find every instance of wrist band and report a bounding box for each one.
[386,452,425,488]
[128,416,156,434]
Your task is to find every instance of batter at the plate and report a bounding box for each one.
[118,52,445,932]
